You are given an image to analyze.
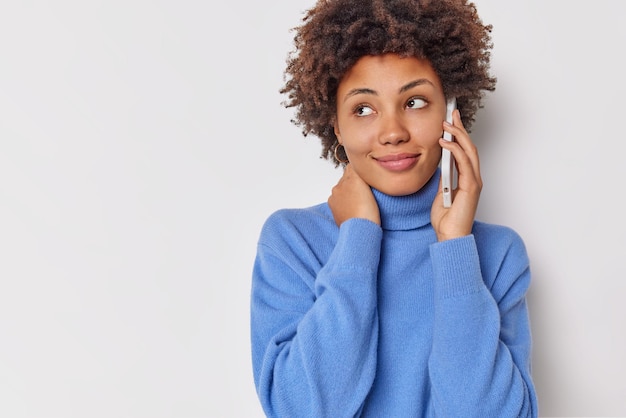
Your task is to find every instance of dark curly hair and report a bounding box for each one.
[280,0,497,164]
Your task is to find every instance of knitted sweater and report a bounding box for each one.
[250,171,538,417]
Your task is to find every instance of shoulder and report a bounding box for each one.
[472,220,528,258]
[254,203,338,280]
[472,221,531,293]
[261,203,333,235]
[264,202,332,227]
[258,203,336,251]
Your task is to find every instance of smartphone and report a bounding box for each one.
[441,97,457,208]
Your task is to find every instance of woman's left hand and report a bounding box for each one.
[431,109,483,242]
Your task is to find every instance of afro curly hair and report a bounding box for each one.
[280,0,497,164]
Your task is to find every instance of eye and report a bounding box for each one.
[354,105,374,117]
[407,97,427,109]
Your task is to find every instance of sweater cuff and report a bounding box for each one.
[429,235,484,299]
[325,218,382,273]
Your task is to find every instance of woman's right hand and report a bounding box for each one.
[328,164,380,227]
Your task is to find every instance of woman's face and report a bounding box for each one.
[334,54,447,196]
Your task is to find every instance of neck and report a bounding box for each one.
[371,170,439,231]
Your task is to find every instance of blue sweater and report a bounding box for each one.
[251,172,538,417]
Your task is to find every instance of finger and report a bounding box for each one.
[337,162,353,184]
[340,161,356,177]
[447,112,476,157]
[439,138,481,191]
[342,163,367,186]
[443,111,481,184]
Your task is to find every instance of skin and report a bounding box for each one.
[329,54,483,241]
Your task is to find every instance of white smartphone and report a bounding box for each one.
[441,97,457,208]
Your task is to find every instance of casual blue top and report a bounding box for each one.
[251,171,538,417]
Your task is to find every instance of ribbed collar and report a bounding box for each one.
[371,169,439,231]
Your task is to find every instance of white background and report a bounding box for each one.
[0,1,624,417]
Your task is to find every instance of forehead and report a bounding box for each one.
[338,54,442,94]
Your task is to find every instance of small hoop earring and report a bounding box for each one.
[333,143,349,164]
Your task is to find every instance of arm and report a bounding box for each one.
[427,109,537,416]
[427,231,538,417]
[251,214,382,418]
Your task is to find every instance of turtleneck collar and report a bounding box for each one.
[371,169,440,231]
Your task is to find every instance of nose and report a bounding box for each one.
[378,113,409,145]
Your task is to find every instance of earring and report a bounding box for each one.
[333,143,349,164]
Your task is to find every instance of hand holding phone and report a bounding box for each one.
[441,97,457,208]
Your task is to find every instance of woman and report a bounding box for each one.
[251,0,538,416]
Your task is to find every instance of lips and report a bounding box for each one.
[374,153,420,171]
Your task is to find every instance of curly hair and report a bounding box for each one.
[280,0,497,164]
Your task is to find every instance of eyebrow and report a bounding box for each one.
[399,78,434,93]
[343,78,435,102]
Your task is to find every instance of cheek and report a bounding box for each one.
[340,127,374,155]
[412,121,444,147]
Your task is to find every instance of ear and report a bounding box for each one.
[333,119,342,143]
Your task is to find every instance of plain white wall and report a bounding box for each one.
[0,1,624,417]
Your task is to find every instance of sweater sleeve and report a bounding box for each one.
[428,232,538,418]
[251,215,382,418]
